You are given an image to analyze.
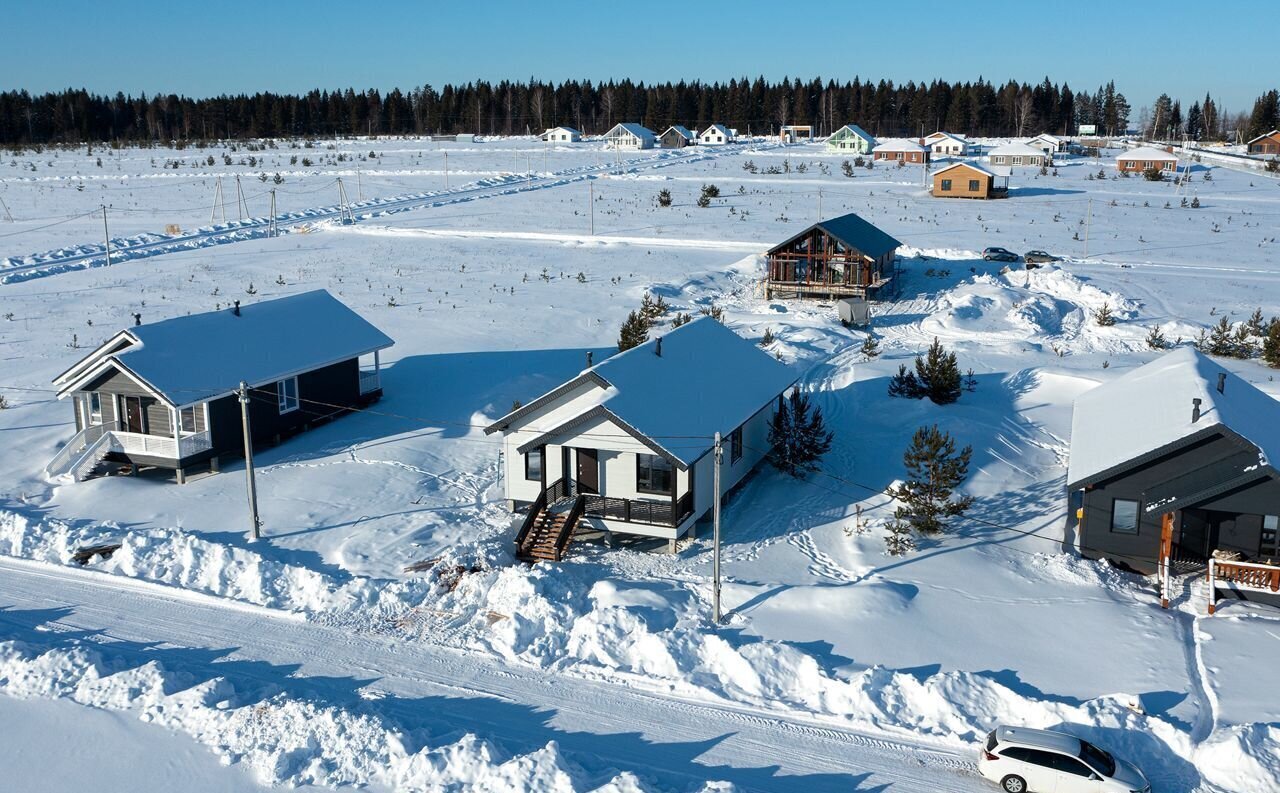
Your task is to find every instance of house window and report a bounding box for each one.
[940,179,953,191]
[1013,156,1023,165]
[525,448,543,482]
[969,179,981,191]
[1111,498,1140,534]
[1260,515,1279,558]
[277,377,299,414]
[88,392,102,424]
[180,406,197,433]
[636,453,673,494]
[730,426,743,463]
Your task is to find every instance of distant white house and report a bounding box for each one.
[604,123,656,150]
[541,126,581,143]
[988,142,1051,167]
[485,317,796,561]
[698,124,733,145]
[923,131,968,157]
[1027,133,1067,154]
[826,124,877,154]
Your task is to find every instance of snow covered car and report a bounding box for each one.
[1023,250,1060,264]
[978,726,1149,793]
[982,247,1020,262]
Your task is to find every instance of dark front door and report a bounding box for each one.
[576,448,599,494]
[121,396,144,434]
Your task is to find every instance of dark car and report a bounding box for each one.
[982,247,1019,262]
[1024,250,1060,264]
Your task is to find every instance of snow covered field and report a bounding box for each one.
[2,135,1279,791]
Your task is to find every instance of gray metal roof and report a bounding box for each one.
[770,212,903,260]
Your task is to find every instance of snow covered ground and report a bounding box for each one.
[2,136,1280,791]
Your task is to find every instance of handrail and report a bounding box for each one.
[1207,557,1280,615]
[553,494,586,557]
[70,430,120,482]
[46,421,119,477]
[514,479,555,553]
[581,491,694,527]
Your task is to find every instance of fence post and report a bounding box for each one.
[1207,560,1216,616]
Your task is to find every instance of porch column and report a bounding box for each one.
[1159,512,1174,608]
[374,349,380,377]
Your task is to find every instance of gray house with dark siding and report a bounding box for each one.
[48,290,393,484]
[1067,348,1280,606]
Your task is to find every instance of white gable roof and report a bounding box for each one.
[494,317,796,466]
[609,123,655,141]
[925,131,966,143]
[1067,346,1280,486]
[65,290,393,407]
[873,138,925,152]
[934,161,1004,178]
[988,142,1045,157]
[700,124,731,138]
[544,126,580,136]
[831,124,876,143]
[1117,146,1178,162]
[1029,133,1063,143]
[1246,130,1279,145]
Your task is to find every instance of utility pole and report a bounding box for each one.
[356,163,363,201]
[817,189,823,221]
[443,151,449,189]
[101,205,111,266]
[0,195,13,222]
[237,381,262,541]
[234,175,246,221]
[210,177,226,223]
[589,180,594,236]
[712,431,723,624]
[1083,197,1093,259]
[336,178,353,223]
[268,189,278,238]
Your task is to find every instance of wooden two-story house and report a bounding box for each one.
[763,212,902,300]
[48,290,393,484]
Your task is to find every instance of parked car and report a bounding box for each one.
[978,726,1149,793]
[983,247,1020,262]
[1024,250,1060,264]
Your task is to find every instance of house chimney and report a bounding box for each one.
[1217,372,1226,394]
[1192,397,1202,423]
[585,350,593,368]
[132,313,141,327]
[655,337,662,357]
[233,300,241,317]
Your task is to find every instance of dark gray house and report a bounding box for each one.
[658,125,695,149]
[1067,347,1280,607]
[48,290,393,484]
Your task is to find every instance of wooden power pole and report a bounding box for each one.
[238,381,262,540]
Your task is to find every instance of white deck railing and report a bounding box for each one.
[51,427,214,482]
[359,369,381,394]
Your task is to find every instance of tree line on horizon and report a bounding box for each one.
[0,77,1275,146]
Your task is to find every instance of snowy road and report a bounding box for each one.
[0,557,986,792]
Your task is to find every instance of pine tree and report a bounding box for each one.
[892,425,975,535]
[767,389,834,478]
[671,312,692,328]
[639,291,668,320]
[860,334,881,358]
[1262,320,1280,368]
[887,363,924,399]
[696,193,711,208]
[1093,303,1116,326]
[841,160,855,177]
[657,188,672,207]
[1203,316,1236,357]
[1246,308,1265,337]
[1146,324,1167,350]
[883,512,916,556]
[760,327,776,346]
[617,310,650,352]
[914,337,962,405]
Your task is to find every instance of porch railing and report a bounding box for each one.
[45,420,118,477]
[1207,558,1280,614]
[359,369,381,394]
[48,423,215,481]
[581,491,694,528]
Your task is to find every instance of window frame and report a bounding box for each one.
[940,178,952,191]
[1260,514,1279,557]
[88,392,103,424]
[277,376,299,414]
[636,453,674,495]
[1110,498,1141,534]
[524,447,543,482]
[730,426,744,463]
[180,405,197,434]
[968,179,981,192]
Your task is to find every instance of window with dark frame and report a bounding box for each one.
[88,392,102,424]
[730,426,743,463]
[940,179,952,191]
[968,179,981,191]
[1260,515,1279,558]
[636,453,673,494]
[180,406,197,433]
[1110,498,1140,534]
[277,377,299,414]
[524,447,543,482]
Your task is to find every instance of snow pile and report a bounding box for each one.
[0,510,432,616]
[1195,723,1280,793]
[0,638,669,792]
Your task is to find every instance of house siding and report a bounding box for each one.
[931,166,995,199]
[1077,433,1279,572]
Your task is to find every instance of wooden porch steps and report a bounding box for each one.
[516,508,575,563]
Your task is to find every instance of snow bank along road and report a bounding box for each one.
[0,557,985,792]
[0,141,783,284]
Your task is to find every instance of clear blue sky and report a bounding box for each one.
[4,1,1270,111]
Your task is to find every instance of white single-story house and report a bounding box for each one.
[988,142,1051,167]
[541,126,581,143]
[485,317,797,561]
[826,124,877,154]
[923,131,968,156]
[698,124,733,145]
[1027,133,1067,154]
[872,138,929,163]
[604,123,656,150]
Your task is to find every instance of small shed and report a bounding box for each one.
[837,297,871,327]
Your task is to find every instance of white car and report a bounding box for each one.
[978,726,1150,793]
